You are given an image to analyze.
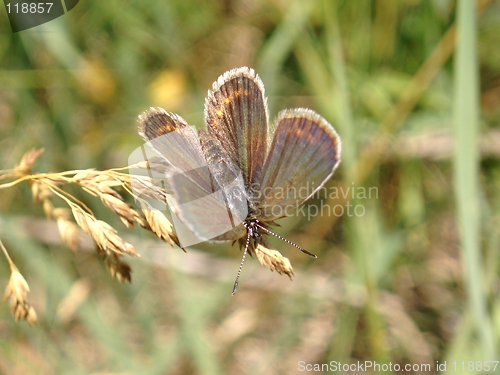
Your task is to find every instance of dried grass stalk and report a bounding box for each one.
[53,208,81,251]
[15,148,45,175]
[96,247,132,283]
[71,205,139,257]
[31,180,52,205]
[254,238,294,279]
[72,171,143,228]
[142,208,182,249]
[2,150,186,294]
[1,241,37,325]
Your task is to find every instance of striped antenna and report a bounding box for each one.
[256,222,317,258]
[232,229,252,295]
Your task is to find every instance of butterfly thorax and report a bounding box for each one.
[243,218,263,239]
[237,218,269,254]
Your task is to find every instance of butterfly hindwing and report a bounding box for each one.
[256,108,341,221]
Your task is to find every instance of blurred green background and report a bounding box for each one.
[1,0,500,374]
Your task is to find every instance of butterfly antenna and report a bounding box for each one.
[232,230,252,295]
[256,223,317,258]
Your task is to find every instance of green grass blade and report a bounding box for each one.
[453,0,495,358]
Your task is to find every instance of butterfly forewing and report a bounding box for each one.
[205,67,269,186]
[139,108,238,243]
[256,109,341,221]
[139,108,210,188]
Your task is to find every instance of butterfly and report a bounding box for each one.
[138,67,341,294]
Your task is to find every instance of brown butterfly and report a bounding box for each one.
[139,67,341,294]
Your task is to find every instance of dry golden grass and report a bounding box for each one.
[0,148,185,322]
[1,240,37,325]
[254,238,294,280]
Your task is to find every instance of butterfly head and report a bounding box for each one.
[242,218,262,240]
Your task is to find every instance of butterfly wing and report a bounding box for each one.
[205,67,269,186]
[210,224,247,242]
[199,130,249,230]
[138,108,242,245]
[256,108,341,221]
[139,107,209,184]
